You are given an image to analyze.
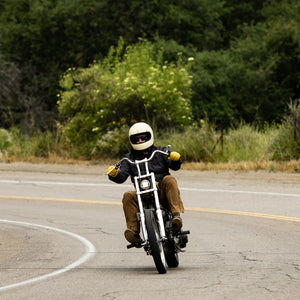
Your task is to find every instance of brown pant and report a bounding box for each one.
[122,175,184,231]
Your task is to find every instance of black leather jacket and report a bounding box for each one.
[109,145,182,186]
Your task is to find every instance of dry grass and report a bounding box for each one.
[182,160,300,173]
[0,152,112,166]
[1,151,299,173]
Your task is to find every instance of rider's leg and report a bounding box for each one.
[160,175,184,230]
[122,191,142,245]
[160,175,184,213]
[122,191,139,231]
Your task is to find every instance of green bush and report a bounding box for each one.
[91,126,130,158]
[58,39,193,156]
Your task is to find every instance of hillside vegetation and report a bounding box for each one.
[0,0,299,169]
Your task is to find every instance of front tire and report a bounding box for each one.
[144,209,167,274]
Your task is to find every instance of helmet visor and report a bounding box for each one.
[130,132,151,144]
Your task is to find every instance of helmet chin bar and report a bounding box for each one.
[131,139,153,151]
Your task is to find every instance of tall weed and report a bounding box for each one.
[1,128,67,161]
[272,123,299,160]
[271,99,300,160]
[157,121,220,161]
[221,124,277,162]
[0,129,12,150]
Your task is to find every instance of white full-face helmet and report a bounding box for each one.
[129,122,154,151]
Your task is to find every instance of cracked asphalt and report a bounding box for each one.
[0,163,299,299]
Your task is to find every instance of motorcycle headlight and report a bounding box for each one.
[140,179,151,190]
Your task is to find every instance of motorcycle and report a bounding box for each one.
[108,145,190,274]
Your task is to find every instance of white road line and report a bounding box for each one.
[182,187,300,198]
[0,179,120,188]
[0,219,96,292]
[0,179,300,198]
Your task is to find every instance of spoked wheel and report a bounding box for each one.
[144,209,167,274]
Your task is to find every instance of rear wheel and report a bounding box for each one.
[165,252,179,268]
[145,209,167,274]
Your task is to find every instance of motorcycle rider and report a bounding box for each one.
[107,122,184,246]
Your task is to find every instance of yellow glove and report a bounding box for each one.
[106,166,119,177]
[169,151,181,161]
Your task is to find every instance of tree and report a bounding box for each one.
[221,0,266,47]
[99,0,225,51]
[1,0,299,133]
[230,0,300,123]
[0,56,21,128]
[0,56,52,132]
[0,0,224,133]
[190,0,300,126]
[0,0,113,132]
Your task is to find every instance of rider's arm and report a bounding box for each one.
[107,160,131,184]
[155,146,182,171]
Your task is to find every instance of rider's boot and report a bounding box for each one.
[124,228,142,247]
[172,213,182,232]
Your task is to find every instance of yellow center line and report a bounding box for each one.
[185,207,300,223]
[0,195,121,206]
[1,195,300,223]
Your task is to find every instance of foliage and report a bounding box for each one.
[272,99,300,160]
[0,0,225,133]
[58,40,193,156]
[221,124,276,162]
[0,56,21,129]
[190,0,300,125]
[157,122,279,163]
[98,0,225,51]
[92,126,131,158]
[189,51,240,126]
[1,119,298,165]
[272,123,299,160]
[0,56,54,133]
[157,120,221,162]
[0,128,12,150]
[230,2,300,123]
[0,0,299,138]
[221,0,266,46]
[288,99,300,149]
[0,0,113,130]
[0,127,68,160]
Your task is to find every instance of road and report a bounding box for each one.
[0,163,299,299]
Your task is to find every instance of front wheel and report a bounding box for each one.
[144,209,167,274]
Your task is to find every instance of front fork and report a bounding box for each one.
[137,190,166,243]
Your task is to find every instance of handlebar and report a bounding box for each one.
[107,145,172,175]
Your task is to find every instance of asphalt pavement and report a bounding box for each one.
[0,163,299,299]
